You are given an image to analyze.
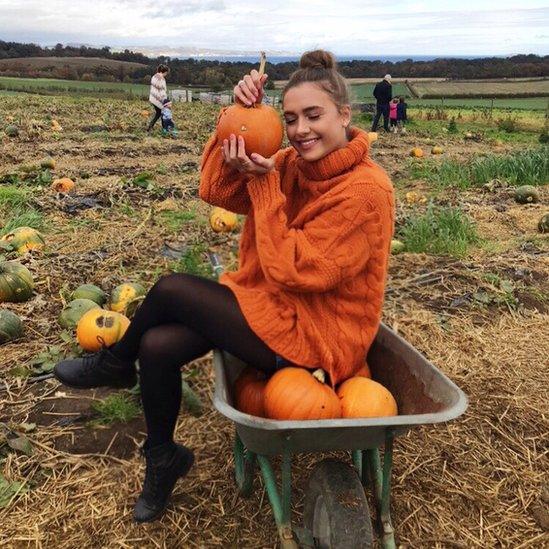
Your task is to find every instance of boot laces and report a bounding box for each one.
[81,348,108,377]
[142,452,160,499]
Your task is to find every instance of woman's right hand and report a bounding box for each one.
[221,134,274,175]
[233,70,268,107]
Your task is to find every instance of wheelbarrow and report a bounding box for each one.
[212,323,468,548]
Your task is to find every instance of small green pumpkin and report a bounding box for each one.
[58,298,101,329]
[514,185,539,204]
[390,239,406,255]
[5,125,19,137]
[40,157,56,170]
[0,261,34,303]
[71,284,107,306]
[0,309,24,344]
[538,213,549,234]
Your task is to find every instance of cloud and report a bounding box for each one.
[0,0,547,55]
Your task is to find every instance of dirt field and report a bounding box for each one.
[0,95,548,548]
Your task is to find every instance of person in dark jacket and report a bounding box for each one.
[371,74,392,132]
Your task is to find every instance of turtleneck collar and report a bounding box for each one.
[296,127,370,182]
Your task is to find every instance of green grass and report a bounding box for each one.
[350,83,410,102]
[0,209,44,236]
[0,186,30,208]
[91,393,140,425]
[172,243,213,278]
[410,147,549,188]
[398,204,480,257]
[0,76,149,99]
[159,209,198,231]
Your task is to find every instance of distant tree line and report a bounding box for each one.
[1,41,548,89]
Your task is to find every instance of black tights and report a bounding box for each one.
[110,274,278,447]
[147,106,162,131]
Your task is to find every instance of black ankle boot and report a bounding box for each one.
[53,348,136,389]
[133,441,195,523]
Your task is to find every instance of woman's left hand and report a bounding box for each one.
[222,134,274,175]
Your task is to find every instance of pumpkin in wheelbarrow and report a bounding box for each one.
[264,367,341,420]
[337,377,397,418]
[234,367,268,417]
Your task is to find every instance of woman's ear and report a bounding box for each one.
[340,105,351,128]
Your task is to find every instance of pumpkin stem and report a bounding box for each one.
[312,368,326,384]
[252,51,267,109]
[258,51,266,77]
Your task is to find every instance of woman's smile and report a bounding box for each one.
[296,137,320,151]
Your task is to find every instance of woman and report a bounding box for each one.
[54,50,394,523]
[147,64,169,132]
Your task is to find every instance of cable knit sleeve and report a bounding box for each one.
[199,132,252,214]
[247,170,386,292]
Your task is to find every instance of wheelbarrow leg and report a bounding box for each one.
[234,432,256,497]
[365,431,396,549]
[257,451,298,549]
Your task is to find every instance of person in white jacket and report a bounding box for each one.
[147,64,169,132]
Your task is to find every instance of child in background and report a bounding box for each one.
[397,96,408,133]
[389,98,398,133]
[161,98,177,137]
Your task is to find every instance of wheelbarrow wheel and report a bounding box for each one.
[303,459,373,549]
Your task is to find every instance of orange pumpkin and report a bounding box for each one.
[264,367,341,420]
[76,309,130,352]
[217,103,283,158]
[355,361,372,379]
[51,177,75,193]
[410,147,424,158]
[234,367,268,417]
[337,377,398,418]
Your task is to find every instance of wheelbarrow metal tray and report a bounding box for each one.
[213,323,467,456]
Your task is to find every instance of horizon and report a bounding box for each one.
[3,42,545,63]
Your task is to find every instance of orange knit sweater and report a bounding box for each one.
[200,126,394,385]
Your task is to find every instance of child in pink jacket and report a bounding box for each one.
[389,98,398,133]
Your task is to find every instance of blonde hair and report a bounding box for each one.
[282,50,350,110]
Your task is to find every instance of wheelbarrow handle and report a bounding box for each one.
[208,251,224,278]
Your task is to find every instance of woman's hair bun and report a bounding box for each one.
[299,50,337,70]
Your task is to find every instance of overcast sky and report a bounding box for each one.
[0,0,547,56]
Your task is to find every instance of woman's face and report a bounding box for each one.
[283,82,351,162]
